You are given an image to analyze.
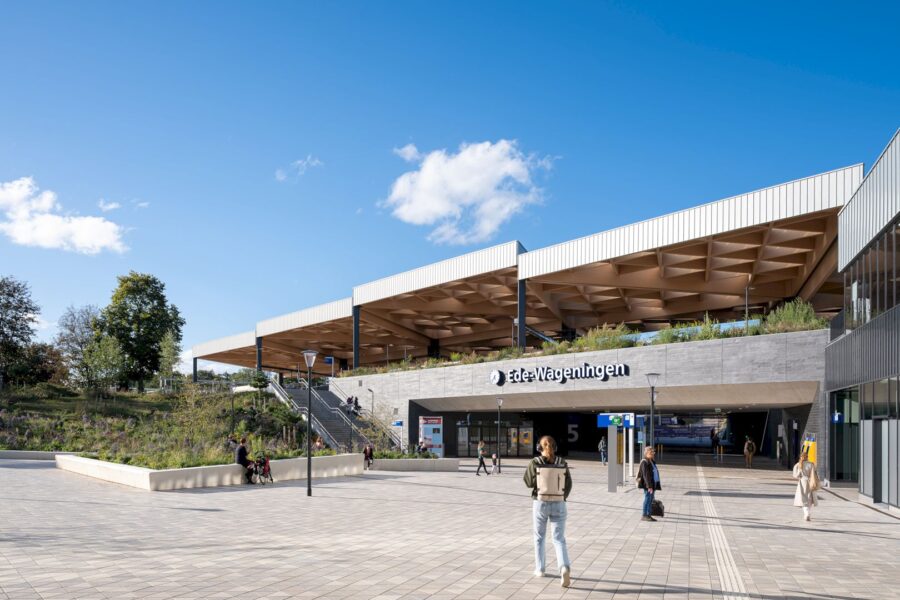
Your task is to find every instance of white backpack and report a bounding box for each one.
[535,456,567,502]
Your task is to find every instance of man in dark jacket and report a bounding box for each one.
[637,447,661,521]
[235,437,253,484]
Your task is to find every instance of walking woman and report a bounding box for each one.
[792,449,819,521]
[743,436,756,469]
[523,435,572,588]
[476,440,490,476]
[637,447,661,521]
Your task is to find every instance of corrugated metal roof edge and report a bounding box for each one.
[837,128,900,217]
[351,239,525,294]
[255,297,353,336]
[523,163,864,264]
[192,330,256,358]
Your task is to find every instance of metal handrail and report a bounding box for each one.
[268,382,341,451]
[296,379,372,450]
[326,379,400,449]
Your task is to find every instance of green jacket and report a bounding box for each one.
[523,455,573,500]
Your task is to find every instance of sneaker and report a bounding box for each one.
[641,515,656,522]
[533,570,546,578]
[560,566,571,588]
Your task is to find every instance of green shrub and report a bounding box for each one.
[763,298,826,333]
[572,323,634,351]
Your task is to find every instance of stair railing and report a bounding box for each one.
[268,381,342,451]
[327,379,401,450]
[298,379,371,450]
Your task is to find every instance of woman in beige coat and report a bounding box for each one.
[792,450,818,521]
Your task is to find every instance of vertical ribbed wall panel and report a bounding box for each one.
[839,130,900,270]
[826,304,900,391]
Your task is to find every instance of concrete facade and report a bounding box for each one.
[333,329,828,473]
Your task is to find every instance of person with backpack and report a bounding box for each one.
[637,447,661,522]
[523,435,572,588]
[743,436,756,469]
[598,436,607,465]
[476,440,490,476]
[792,449,819,521]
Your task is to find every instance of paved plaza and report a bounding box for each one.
[1,456,898,600]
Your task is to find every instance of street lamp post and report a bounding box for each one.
[303,350,318,497]
[646,373,660,451]
[496,397,503,474]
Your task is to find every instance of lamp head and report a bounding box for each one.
[646,372,660,388]
[302,350,318,369]
[497,397,503,407]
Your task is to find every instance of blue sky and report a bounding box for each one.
[1,2,899,369]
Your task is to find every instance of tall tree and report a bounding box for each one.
[55,305,100,389]
[0,275,39,386]
[157,329,181,378]
[98,272,184,391]
[83,335,125,398]
[7,343,67,386]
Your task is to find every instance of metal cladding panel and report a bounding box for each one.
[353,240,524,305]
[519,164,863,280]
[839,130,900,270]
[192,330,256,358]
[256,298,353,337]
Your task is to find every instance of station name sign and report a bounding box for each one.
[490,362,630,386]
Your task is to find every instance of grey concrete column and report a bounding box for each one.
[517,278,527,349]
[192,357,198,383]
[255,337,262,372]
[278,372,284,387]
[352,305,360,369]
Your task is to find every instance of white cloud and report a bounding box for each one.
[393,143,422,162]
[383,140,550,245]
[133,200,150,209]
[97,199,121,212]
[0,177,127,254]
[275,155,323,182]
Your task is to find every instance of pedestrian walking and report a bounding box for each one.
[523,435,572,588]
[598,436,607,465]
[476,440,490,476]
[636,447,661,522]
[792,449,819,521]
[743,436,756,469]
[490,453,498,475]
[710,428,718,457]
[363,444,374,470]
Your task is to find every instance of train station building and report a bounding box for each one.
[193,129,900,511]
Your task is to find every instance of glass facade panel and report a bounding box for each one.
[843,215,900,331]
[830,387,860,482]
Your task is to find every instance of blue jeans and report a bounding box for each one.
[642,489,654,516]
[600,450,607,463]
[533,500,570,573]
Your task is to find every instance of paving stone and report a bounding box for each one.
[1,458,898,599]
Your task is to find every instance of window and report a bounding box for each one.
[862,382,873,419]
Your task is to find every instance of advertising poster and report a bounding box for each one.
[419,416,444,458]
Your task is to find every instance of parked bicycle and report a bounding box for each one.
[250,455,274,485]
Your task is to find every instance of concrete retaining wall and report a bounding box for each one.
[0,450,79,460]
[56,455,152,489]
[56,454,364,491]
[369,458,459,472]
